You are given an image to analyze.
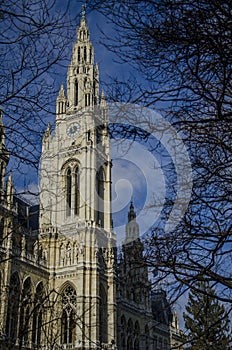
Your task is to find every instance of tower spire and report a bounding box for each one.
[65,8,99,110]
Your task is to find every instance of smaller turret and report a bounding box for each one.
[42,122,51,152]
[6,171,14,208]
[100,90,106,108]
[56,84,67,116]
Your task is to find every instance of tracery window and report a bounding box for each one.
[61,285,77,345]
[65,166,80,217]
[74,167,80,215]
[66,168,72,216]
[6,272,20,341]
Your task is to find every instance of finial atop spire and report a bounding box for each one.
[82,4,86,18]
[58,83,65,98]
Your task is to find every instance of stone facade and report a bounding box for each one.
[0,10,183,350]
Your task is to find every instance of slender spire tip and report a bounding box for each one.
[82,4,86,18]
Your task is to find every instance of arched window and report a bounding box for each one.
[61,285,77,345]
[32,282,44,345]
[74,167,80,215]
[6,273,20,341]
[96,167,104,227]
[65,165,80,217]
[84,46,87,61]
[78,47,80,62]
[99,284,107,344]
[134,321,140,350]
[19,277,32,344]
[127,336,133,350]
[66,168,72,216]
[74,80,78,106]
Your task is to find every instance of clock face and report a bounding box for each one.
[67,123,80,137]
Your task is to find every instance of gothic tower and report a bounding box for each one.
[117,202,152,350]
[39,8,117,349]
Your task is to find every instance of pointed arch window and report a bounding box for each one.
[66,168,72,216]
[61,286,77,345]
[19,277,32,344]
[32,282,44,345]
[74,80,78,106]
[134,321,140,350]
[65,165,80,217]
[84,46,87,61]
[127,319,134,350]
[74,167,80,215]
[6,273,20,341]
[78,47,80,62]
[96,167,104,227]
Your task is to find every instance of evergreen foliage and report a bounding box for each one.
[183,283,231,350]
